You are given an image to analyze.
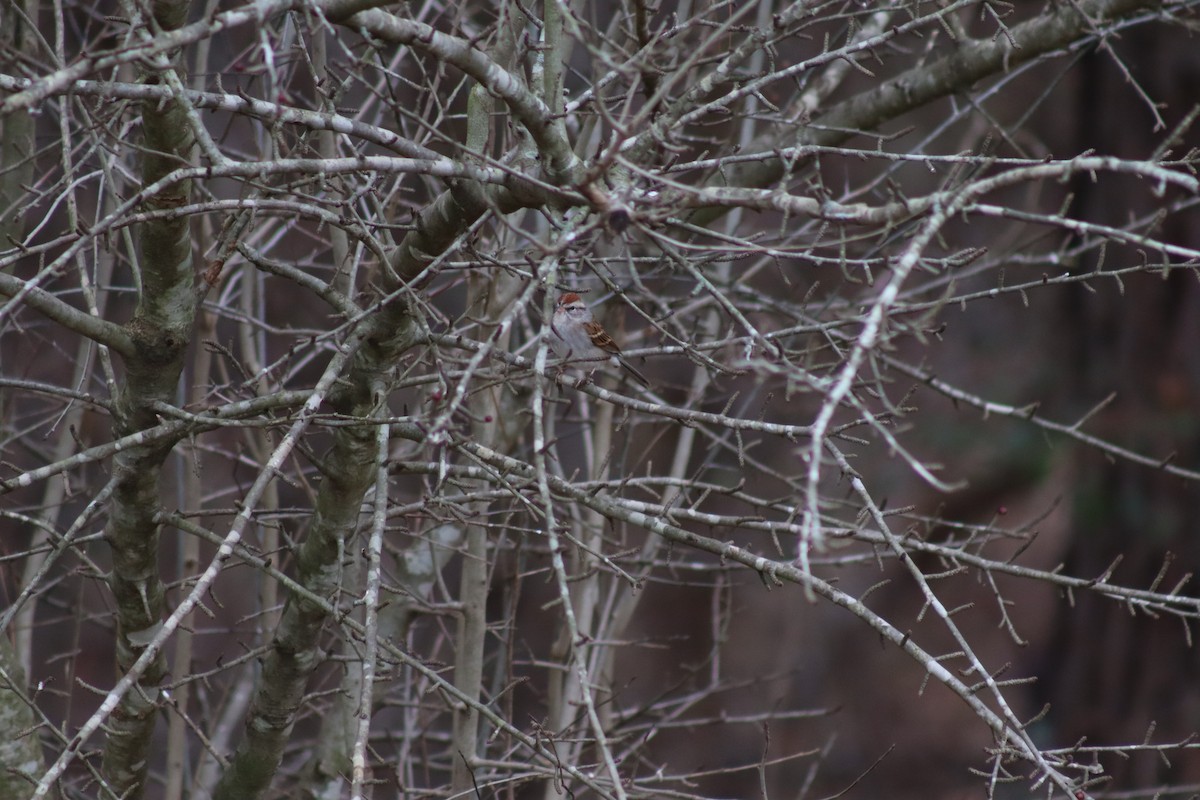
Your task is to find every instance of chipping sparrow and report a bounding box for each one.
[549,292,649,386]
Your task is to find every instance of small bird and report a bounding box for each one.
[549,292,649,386]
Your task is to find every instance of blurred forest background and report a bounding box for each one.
[1,0,1200,798]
